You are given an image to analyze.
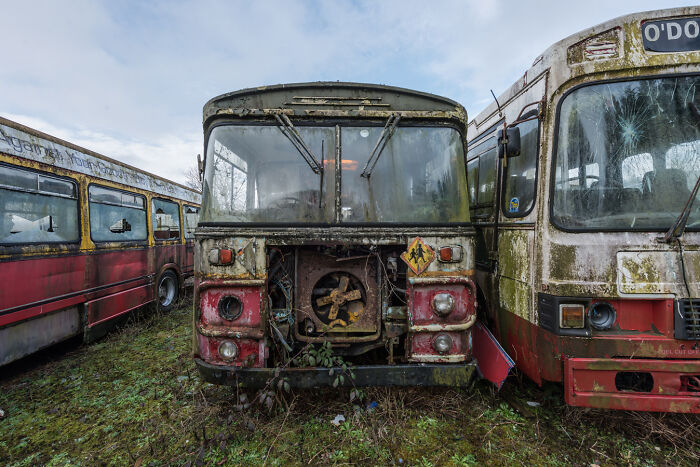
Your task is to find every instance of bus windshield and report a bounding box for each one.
[553,75,700,231]
[201,124,469,224]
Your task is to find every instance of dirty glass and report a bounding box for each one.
[89,185,147,242]
[340,126,469,223]
[183,205,199,239]
[553,76,700,230]
[202,125,334,223]
[503,118,538,217]
[466,137,498,218]
[0,165,79,244]
[152,198,181,240]
[467,158,479,207]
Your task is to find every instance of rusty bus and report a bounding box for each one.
[0,117,200,366]
[467,7,700,412]
[193,82,507,388]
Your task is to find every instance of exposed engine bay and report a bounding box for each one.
[267,244,409,365]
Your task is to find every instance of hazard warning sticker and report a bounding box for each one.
[400,237,435,275]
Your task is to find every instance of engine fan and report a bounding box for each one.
[311,272,366,328]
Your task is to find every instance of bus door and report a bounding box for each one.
[494,106,541,380]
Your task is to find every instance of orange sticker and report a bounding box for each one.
[400,237,435,275]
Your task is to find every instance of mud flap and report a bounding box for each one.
[472,321,515,389]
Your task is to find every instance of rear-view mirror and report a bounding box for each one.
[498,127,521,158]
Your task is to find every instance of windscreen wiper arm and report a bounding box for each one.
[659,175,700,243]
[361,113,401,178]
[274,113,323,174]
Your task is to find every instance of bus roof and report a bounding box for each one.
[203,81,467,126]
[469,7,700,132]
[0,116,201,205]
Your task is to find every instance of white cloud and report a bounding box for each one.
[1,0,697,185]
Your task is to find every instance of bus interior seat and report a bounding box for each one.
[643,169,689,210]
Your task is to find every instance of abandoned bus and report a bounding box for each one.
[194,82,486,387]
[467,7,700,412]
[0,117,200,366]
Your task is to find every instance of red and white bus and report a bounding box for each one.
[0,117,200,366]
[467,8,700,412]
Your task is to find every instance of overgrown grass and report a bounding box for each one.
[1,300,698,466]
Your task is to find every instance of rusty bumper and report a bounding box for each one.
[565,358,700,413]
[195,358,476,388]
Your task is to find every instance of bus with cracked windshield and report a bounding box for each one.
[467,7,700,412]
[193,82,501,388]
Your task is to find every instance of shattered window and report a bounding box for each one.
[183,205,199,239]
[553,75,700,230]
[89,185,147,242]
[0,165,79,244]
[152,198,181,241]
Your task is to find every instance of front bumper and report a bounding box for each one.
[565,358,700,413]
[195,358,476,388]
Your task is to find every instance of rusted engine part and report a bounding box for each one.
[266,244,409,363]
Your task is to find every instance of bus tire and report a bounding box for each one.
[157,270,179,312]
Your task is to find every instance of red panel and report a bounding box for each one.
[86,284,153,326]
[565,358,700,413]
[592,299,674,336]
[472,322,515,389]
[196,334,266,367]
[0,254,86,312]
[199,286,263,328]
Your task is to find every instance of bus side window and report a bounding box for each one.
[503,117,539,217]
[183,205,200,239]
[476,142,497,217]
[467,158,479,208]
[89,185,147,242]
[152,199,181,241]
[0,165,79,244]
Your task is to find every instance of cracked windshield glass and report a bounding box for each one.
[553,75,700,230]
[202,125,469,224]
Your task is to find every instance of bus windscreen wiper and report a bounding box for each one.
[274,113,323,174]
[659,175,700,243]
[361,113,401,178]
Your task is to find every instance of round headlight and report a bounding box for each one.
[432,293,455,316]
[589,302,616,330]
[432,333,453,354]
[218,341,239,360]
[219,296,243,321]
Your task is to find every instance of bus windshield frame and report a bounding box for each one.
[551,73,700,232]
[201,121,471,226]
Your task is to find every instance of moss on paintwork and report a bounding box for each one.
[549,243,577,280]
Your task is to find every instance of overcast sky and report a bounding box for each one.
[1,0,697,185]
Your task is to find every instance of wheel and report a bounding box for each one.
[157,270,179,311]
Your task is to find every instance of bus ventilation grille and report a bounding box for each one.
[675,299,700,340]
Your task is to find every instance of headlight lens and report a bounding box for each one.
[589,302,616,330]
[218,341,239,360]
[219,296,243,321]
[559,304,585,329]
[432,293,455,316]
[432,333,453,354]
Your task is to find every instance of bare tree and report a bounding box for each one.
[184,165,202,192]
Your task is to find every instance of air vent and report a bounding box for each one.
[675,299,700,339]
[286,96,390,108]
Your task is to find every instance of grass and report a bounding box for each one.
[1,299,698,466]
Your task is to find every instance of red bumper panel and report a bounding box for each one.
[565,358,700,413]
[472,322,515,389]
